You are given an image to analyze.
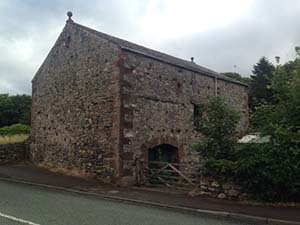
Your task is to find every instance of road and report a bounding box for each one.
[0,180,251,225]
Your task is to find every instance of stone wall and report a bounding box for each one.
[217,79,249,132]
[118,50,248,180]
[0,141,29,164]
[189,177,250,201]
[30,21,122,180]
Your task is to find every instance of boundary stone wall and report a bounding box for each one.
[189,177,250,201]
[0,141,29,164]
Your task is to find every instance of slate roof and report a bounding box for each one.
[73,22,247,87]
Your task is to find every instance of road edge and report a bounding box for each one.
[0,176,299,225]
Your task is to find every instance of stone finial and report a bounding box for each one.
[191,57,194,63]
[67,11,73,22]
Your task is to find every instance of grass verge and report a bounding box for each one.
[0,134,28,144]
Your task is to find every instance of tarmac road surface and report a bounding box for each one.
[0,180,252,225]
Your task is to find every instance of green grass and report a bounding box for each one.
[0,134,28,144]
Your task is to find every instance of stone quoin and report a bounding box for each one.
[30,12,249,185]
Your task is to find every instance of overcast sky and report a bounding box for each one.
[1,0,300,95]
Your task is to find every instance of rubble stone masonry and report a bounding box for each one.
[0,141,29,164]
[31,22,122,181]
[119,51,248,179]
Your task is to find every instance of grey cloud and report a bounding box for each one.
[158,0,300,75]
[0,0,300,94]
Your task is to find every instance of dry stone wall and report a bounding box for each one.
[189,177,250,201]
[0,141,29,164]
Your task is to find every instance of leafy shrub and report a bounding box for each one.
[0,123,31,136]
[235,143,300,201]
[203,158,237,179]
[194,96,240,179]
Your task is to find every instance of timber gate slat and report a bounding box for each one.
[138,161,201,189]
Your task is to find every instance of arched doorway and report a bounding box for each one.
[148,144,178,163]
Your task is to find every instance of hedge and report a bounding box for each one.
[0,124,31,136]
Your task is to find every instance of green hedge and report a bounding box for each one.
[0,124,31,136]
[202,143,300,201]
[234,143,300,201]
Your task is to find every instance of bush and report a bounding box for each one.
[194,96,240,179]
[235,143,300,201]
[0,124,31,136]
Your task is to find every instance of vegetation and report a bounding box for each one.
[193,96,240,178]
[0,124,31,136]
[0,94,31,144]
[0,94,31,127]
[222,72,251,85]
[249,57,275,111]
[195,52,300,201]
[246,52,300,201]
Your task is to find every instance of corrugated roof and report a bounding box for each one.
[72,22,247,87]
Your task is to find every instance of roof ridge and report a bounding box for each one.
[71,22,248,87]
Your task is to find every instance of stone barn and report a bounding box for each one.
[30,13,248,185]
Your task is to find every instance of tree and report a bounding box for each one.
[0,94,31,127]
[249,57,275,110]
[0,94,14,127]
[253,55,300,134]
[10,95,32,125]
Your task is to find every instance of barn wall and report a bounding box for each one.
[118,51,248,180]
[30,22,122,180]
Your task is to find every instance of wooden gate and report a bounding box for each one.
[136,160,201,189]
